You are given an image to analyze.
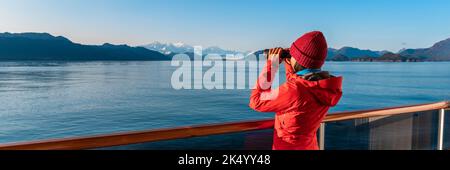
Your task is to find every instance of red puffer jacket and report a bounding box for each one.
[249,59,343,150]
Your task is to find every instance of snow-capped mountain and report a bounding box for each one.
[142,41,193,55]
[142,42,245,55]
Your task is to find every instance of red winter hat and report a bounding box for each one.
[290,31,328,69]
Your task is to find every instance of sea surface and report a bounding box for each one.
[1,61,449,144]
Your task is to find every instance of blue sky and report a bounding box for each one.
[1,0,450,52]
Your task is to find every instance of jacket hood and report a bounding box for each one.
[296,74,343,106]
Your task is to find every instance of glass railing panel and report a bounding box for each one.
[325,110,439,150]
[443,109,450,150]
[323,118,370,150]
[99,129,274,150]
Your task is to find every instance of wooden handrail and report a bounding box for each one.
[0,101,448,150]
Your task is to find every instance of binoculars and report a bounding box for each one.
[263,48,291,59]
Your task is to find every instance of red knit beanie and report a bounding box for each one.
[290,31,328,69]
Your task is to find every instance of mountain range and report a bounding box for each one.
[327,47,389,59]
[399,38,450,61]
[327,38,450,61]
[142,42,245,55]
[0,32,169,61]
[1,32,450,61]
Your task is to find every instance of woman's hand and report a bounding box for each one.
[266,47,284,63]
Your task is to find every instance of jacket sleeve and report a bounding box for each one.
[249,59,300,113]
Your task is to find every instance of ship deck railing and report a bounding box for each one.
[0,101,449,150]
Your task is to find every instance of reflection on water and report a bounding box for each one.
[0,61,449,144]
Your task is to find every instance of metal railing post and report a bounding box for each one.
[319,123,325,150]
[437,108,445,150]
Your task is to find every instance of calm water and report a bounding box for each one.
[0,61,449,144]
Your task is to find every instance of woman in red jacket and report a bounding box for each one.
[249,31,343,150]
